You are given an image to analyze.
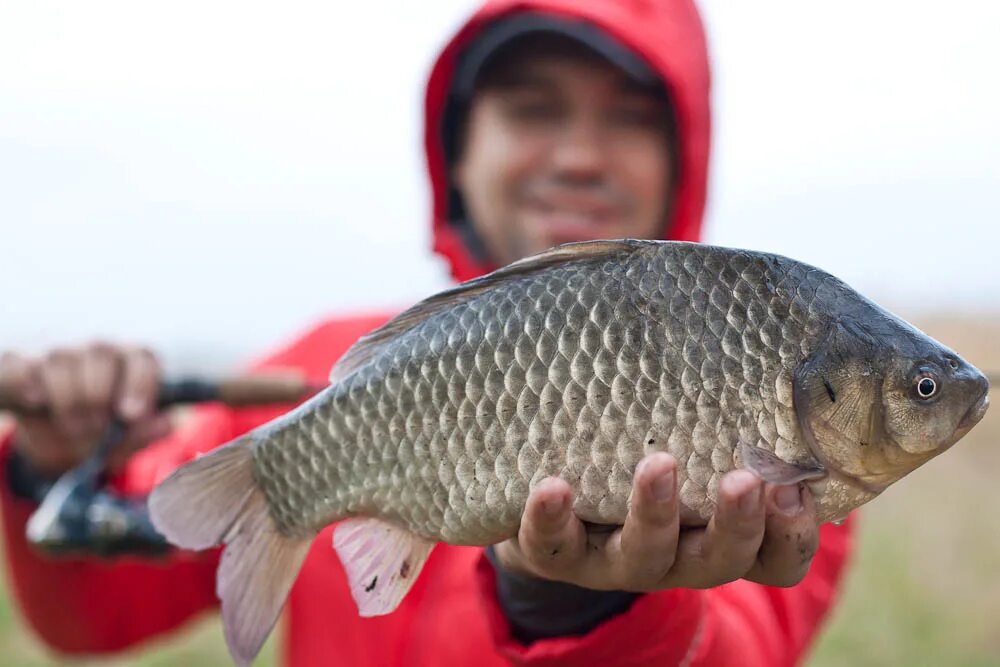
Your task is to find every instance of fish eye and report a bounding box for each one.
[915,376,938,399]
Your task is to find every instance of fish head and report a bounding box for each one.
[878,332,989,455]
[793,317,989,495]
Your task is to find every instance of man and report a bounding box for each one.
[0,1,853,665]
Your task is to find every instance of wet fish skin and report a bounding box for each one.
[250,240,981,540]
[150,239,989,665]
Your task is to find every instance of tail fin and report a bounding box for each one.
[149,439,312,667]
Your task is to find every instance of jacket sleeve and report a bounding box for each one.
[475,519,854,667]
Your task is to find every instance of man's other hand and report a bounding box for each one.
[0,343,171,478]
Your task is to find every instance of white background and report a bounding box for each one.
[1,1,997,373]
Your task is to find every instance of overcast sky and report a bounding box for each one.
[1,1,997,373]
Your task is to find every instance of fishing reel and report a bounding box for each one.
[3,375,320,559]
[23,419,171,557]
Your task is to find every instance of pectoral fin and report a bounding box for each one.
[738,441,826,485]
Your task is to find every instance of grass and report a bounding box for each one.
[0,613,263,667]
[1,314,998,666]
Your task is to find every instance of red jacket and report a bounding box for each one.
[0,1,853,665]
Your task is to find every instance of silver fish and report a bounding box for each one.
[150,240,989,665]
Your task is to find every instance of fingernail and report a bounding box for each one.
[774,485,802,515]
[739,484,762,515]
[652,469,674,502]
[541,495,564,519]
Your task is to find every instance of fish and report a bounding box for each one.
[149,239,990,665]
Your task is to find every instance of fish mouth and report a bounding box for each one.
[957,390,990,431]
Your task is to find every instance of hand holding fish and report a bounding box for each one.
[493,452,819,592]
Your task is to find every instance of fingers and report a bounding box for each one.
[40,343,156,436]
[492,464,818,594]
[81,343,118,430]
[744,484,820,587]
[40,349,89,438]
[605,453,680,589]
[1,343,167,477]
[495,454,685,591]
[495,477,588,580]
[665,470,766,589]
[117,346,160,421]
[0,352,44,408]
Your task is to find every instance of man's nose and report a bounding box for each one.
[549,118,608,181]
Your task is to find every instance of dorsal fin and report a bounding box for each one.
[329,239,650,383]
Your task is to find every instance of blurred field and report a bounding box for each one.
[1,314,998,667]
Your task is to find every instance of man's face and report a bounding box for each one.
[453,40,674,267]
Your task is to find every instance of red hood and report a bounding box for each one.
[424,0,712,282]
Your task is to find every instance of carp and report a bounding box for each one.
[149,240,990,665]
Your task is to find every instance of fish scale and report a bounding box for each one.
[252,242,850,542]
[151,239,989,665]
